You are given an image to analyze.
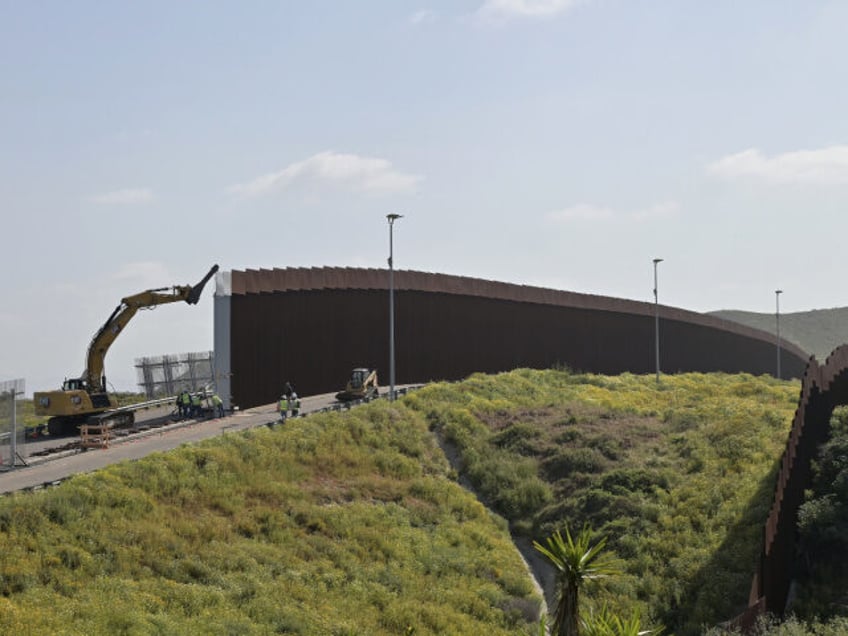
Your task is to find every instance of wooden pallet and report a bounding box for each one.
[80,421,113,449]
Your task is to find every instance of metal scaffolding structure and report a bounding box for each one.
[134,351,214,398]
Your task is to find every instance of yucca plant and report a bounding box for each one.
[533,524,619,636]
[582,604,660,636]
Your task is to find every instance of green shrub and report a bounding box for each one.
[492,422,544,455]
[600,469,669,495]
[542,447,605,478]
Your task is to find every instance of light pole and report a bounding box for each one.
[387,213,403,401]
[653,258,663,383]
[775,290,783,380]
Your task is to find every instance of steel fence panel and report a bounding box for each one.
[0,378,25,469]
[135,352,214,398]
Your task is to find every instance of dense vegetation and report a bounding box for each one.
[710,307,848,361]
[403,369,800,634]
[3,369,848,634]
[0,401,540,635]
[792,406,848,618]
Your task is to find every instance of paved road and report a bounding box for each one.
[0,389,412,495]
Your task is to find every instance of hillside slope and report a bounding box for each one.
[710,307,848,361]
[0,370,826,635]
[404,369,800,635]
[0,402,541,636]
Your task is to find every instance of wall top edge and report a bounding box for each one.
[227,266,808,359]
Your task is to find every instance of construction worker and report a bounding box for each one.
[211,393,224,418]
[291,393,300,417]
[190,392,202,418]
[180,390,192,419]
[278,395,287,422]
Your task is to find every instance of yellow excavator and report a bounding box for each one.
[34,264,219,436]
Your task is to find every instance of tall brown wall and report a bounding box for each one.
[738,345,848,623]
[228,283,807,409]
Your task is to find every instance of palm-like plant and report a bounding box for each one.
[582,604,659,636]
[533,524,619,636]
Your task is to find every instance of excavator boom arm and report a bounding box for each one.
[83,264,219,392]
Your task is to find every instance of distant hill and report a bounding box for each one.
[709,307,848,361]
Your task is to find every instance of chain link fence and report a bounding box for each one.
[0,378,25,470]
[134,351,215,398]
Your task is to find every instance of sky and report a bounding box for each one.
[3,0,848,394]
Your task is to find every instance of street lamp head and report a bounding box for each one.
[387,213,403,223]
[653,258,663,265]
[775,289,783,295]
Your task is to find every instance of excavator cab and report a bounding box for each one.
[63,378,87,392]
[349,369,368,389]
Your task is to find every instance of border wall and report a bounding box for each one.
[731,344,848,627]
[215,267,808,411]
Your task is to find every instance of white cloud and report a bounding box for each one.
[409,9,437,25]
[475,0,583,22]
[707,146,848,185]
[88,188,154,205]
[548,200,680,223]
[228,151,423,197]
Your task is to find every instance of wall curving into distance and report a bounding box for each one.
[213,267,808,411]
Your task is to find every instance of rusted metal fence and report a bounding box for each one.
[735,344,848,626]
